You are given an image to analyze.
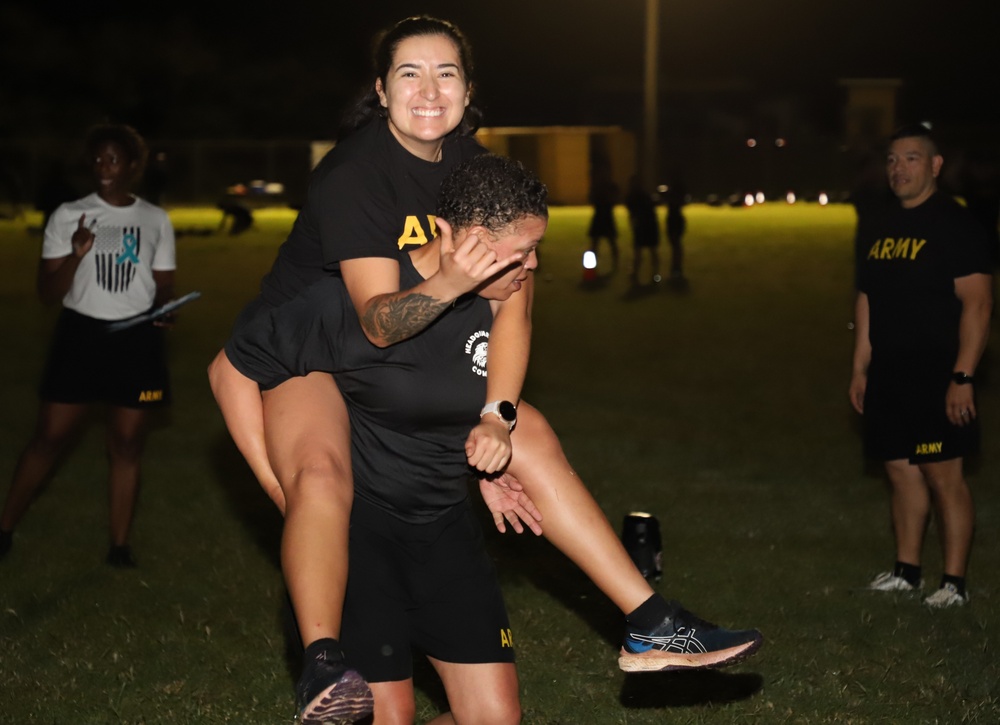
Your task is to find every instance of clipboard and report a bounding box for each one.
[106,291,202,332]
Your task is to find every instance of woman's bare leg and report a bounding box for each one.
[430,659,520,725]
[106,405,149,547]
[507,403,763,672]
[208,350,285,512]
[506,402,653,615]
[1,402,89,533]
[262,372,353,647]
[368,680,417,725]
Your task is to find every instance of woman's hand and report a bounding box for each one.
[465,416,512,474]
[71,214,95,258]
[478,473,543,536]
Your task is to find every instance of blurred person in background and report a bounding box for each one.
[1,124,177,568]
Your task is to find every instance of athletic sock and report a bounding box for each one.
[303,637,343,665]
[893,561,922,588]
[625,593,672,630]
[941,574,966,597]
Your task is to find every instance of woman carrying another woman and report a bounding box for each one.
[209,16,761,722]
[231,153,543,724]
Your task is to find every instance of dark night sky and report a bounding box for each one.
[2,0,999,141]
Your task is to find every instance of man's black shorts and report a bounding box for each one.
[863,347,979,463]
[39,308,171,408]
[340,497,514,683]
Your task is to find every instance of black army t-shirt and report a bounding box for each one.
[856,191,992,353]
[228,254,494,524]
[254,119,485,308]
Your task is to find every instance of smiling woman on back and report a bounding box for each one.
[209,16,762,723]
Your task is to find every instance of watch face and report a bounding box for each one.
[498,401,517,422]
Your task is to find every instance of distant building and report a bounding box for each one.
[476,126,636,206]
[839,78,903,152]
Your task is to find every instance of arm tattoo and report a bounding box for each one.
[362,292,450,345]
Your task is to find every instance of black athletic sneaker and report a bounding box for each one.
[106,545,137,568]
[296,656,373,725]
[619,600,763,672]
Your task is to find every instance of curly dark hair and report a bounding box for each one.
[85,123,148,179]
[338,16,482,141]
[437,154,548,234]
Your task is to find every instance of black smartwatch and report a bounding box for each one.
[952,371,974,385]
[480,400,517,431]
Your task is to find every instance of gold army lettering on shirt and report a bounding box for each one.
[915,441,943,456]
[138,389,164,402]
[397,215,438,250]
[500,627,514,648]
[865,237,928,261]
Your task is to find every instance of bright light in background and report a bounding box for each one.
[755,191,765,204]
[786,191,796,204]
[744,193,755,206]
[775,138,786,148]
[818,192,829,206]
[746,138,757,148]
[581,249,598,283]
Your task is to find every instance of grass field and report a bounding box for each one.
[1,203,998,724]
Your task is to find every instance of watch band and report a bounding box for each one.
[480,400,517,430]
[952,371,974,385]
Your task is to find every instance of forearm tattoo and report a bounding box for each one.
[362,292,450,345]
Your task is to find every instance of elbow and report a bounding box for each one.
[358,316,392,347]
[363,331,392,348]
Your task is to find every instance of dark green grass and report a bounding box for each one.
[1,204,997,724]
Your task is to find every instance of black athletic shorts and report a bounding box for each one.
[39,308,171,408]
[863,347,979,463]
[224,282,343,391]
[340,496,514,683]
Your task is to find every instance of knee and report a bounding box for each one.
[25,430,68,459]
[280,455,353,503]
[107,431,145,462]
[916,459,967,493]
[513,405,562,456]
[370,685,415,725]
[513,410,575,471]
[923,471,969,499]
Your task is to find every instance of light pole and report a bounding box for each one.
[642,0,660,191]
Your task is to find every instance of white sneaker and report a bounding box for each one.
[924,583,968,608]
[867,571,922,592]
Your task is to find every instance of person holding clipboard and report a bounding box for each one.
[0,124,178,568]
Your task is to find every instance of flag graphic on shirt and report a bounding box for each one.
[93,225,140,293]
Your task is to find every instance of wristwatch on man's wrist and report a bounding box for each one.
[480,400,517,430]
[952,371,974,385]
